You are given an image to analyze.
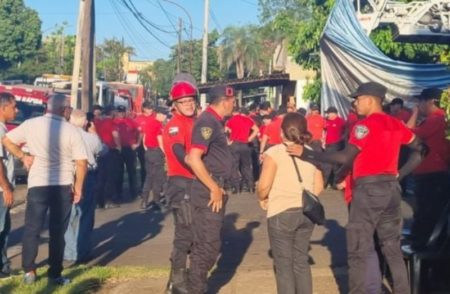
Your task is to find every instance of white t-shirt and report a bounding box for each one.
[77,128,104,170]
[6,114,88,188]
[0,122,14,191]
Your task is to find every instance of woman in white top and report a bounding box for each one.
[257,112,323,294]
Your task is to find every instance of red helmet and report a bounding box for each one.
[169,81,197,103]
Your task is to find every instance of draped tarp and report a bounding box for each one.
[320,0,450,117]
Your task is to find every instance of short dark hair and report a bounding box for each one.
[390,98,404,107]
[281,112,310,145]
[0,92,15,107]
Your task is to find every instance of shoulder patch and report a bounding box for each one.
[354,125,369,139]
[168,126,179,136]
[201,127,213,140]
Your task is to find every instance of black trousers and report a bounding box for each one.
[118,146,137,198]
[188,179,227,294]
[22,185,72,278]
[136,144,146,190]
[96,149,122,207]
[323,141,344,186]
[347,176,409,294]
[230,142,254,190]
[267,208,314,294]
[166,176,194,269]
[411,172,450,249]
[142,148,166,204]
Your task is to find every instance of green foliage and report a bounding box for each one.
[370,27,449,63]
[96,38,134,81]
[302,78,321,103]
[143,58,176,99]
[0,0,41,70]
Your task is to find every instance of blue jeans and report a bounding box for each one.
[64,171,97,262]
[267,207,315,294]
[0,194,10,273]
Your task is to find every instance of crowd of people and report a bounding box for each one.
[0,75,447,294]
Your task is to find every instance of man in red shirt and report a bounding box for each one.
[134,101,154,191]
[306,102,325,150]
[323,106,346,187]
[345,101,359,139]
[162,78,198,293]
[225,107,259,193]
[115,105,139,199]
[390,98,411,123]
[259,106,286,157]
[141,106,168,210]
[406,87,449,249]
[288,82,426,294]
[96,106,121,208]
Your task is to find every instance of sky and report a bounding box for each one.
[24,0,261,61]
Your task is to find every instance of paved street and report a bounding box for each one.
[8,184,414,294]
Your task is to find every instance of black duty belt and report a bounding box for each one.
[194,174,226,188]
[354,175,397,185]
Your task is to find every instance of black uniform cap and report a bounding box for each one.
[349,82,387,100]
[415,88,443,101]
[207,85,235,104]
[325,106,338,114]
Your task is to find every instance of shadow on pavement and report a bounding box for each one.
[91,208,167,266]
[207,213,260,294]
[311,219,348,294]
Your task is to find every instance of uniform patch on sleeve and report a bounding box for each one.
[168,127,179,136]
[201,127,213,140]
[354,125,369,139]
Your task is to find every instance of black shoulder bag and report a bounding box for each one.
[290,156,325,225]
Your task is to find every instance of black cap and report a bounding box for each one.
[155,106,169,115]
[349,82,387,99]
[260,101,271,110]
[325,106,338,114]
[207,85,235,104]
[390,97,404,106]
[277,105,288,115]
[416,88,443,101]
[309,102,319,110]
[116,105,126,112]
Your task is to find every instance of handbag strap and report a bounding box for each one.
[290,156,303,183]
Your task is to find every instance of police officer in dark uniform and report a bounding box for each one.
[287,82,427,294]
[163,76,198,294]
[187,85,235,294]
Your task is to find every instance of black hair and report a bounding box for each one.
[0,92,15,107]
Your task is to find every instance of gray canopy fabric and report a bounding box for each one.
[320,0,450,117]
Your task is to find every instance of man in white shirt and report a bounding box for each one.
[2,94,88,285]
[0,92,17,279]
[64,109,105,264]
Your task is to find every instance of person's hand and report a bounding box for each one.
[208,185,225,213]
[73,186,82,204]
[131,143,139,150]
[286,144,304,157]
[259,153,264,163]
[22,154,34,171]
[2,189,14,207]
[259,199,268,210]
[412,105,419,115]
[336,181,346,190]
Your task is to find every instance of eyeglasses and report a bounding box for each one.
[175,99,196,105]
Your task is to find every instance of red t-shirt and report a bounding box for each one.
[162,113,194,178]
[349,112,414,179]
[264,116,283,145]
[97,117,118,149]
[325,116,345,145]
[392,108,412,123]
[226,114,255,143]
[134,114,154,132]
[346,112,359,135]
[143,117,163,148]
[306,114,325,141]
[115,117,138,147]
[413,108,448,174]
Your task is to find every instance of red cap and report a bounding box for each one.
[169,81,197,104]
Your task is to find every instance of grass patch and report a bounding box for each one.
[0,265,169,294]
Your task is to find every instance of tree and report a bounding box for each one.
[96,38,134,81]
[0,0,41,70]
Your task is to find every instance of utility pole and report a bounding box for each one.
[200,0,209,106]
[81,0,95,112]
[71,0,84,108]
[177,18,183,74]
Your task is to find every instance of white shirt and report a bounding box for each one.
[6,114,88,188]
[0,122,14,192]
[77,128,104,170]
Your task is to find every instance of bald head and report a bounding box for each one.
[69,109,87,128]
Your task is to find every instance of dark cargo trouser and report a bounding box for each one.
[347,175,409,294]
[118,146,138,198]
[189,178,227,294]
[96,149,122,207]
[142,148,166,204]
[230,142,254,190]
[166,176,194,269]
